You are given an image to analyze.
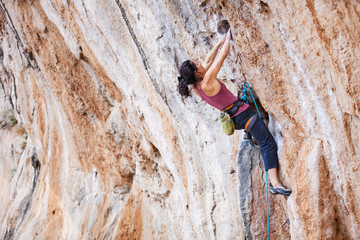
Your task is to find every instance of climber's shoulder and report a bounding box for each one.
[201,75,221,96]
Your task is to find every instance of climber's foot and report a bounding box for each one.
[270,183,292,196]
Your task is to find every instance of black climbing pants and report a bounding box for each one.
[233,108,278,171]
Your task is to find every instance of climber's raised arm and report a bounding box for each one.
[202,34,226,70]
[203,30,231,84]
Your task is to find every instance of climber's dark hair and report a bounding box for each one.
[177,60,198,97]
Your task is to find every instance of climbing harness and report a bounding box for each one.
[219,94,244,136]
[222,98,244,116]
[237,53,262,139]
[219,99,241,136]
[237,52,271,239]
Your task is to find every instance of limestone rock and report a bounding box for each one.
[0,0,359,239]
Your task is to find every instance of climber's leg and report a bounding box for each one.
[267,167,280,187]
[249,117,278,171]
[233,109,292,195]
[233,109,278,173]
[233,108,255,130]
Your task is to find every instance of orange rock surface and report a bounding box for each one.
[0,1,359,239]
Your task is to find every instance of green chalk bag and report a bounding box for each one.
[220,112,235,135]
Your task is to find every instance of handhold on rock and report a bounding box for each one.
[31,148,40,170]
[217,19,234,40]
[217,19,230,35]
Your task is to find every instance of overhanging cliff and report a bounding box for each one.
[0,0,359,239]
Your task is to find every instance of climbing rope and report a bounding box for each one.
[265,172,270,240]
[243,81,262,118]
[237,53,270,239]
[237,53,261,117]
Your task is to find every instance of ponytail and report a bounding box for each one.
[178,75,190,97]
[177,60,198,97]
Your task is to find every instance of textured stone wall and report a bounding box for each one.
[0,0,359,239]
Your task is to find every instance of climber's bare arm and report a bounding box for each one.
[203,30,231,85]
[202,34,226,70]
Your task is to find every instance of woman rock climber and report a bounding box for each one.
[177,30,291,196]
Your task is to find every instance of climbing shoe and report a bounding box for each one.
[270,183,292,196]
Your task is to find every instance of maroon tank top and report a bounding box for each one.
[197,80,250,117]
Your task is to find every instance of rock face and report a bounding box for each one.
[0,0,359,239]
